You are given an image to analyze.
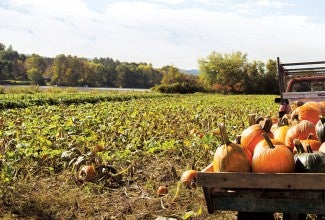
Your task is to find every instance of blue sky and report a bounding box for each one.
[1,0,325,69]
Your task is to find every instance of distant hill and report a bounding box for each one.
[180,69,199,75]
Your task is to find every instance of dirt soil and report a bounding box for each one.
[0,152,238,220]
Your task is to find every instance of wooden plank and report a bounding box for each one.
[211,189,324,200]
[196,172,325,190]
[202,187,215,214]
[208,190,325,214]
[212,196,325,214]
[213,189,324,201]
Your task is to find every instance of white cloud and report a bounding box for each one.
[150,0,186,4]
[255,0,288,8]
[1,0,325,69]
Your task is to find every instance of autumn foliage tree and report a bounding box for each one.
[198,51,278,94]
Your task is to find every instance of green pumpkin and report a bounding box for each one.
[294,139,325,173]
[316,116,325,143]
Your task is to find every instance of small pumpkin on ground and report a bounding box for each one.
[213,123,251,172]
[252,133,295,173]
[79,165,97,182]
[157,185,168,196]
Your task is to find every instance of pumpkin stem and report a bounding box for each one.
[307,145,313,153]
[219,123,230,145]
[255,116,264,125]
[307,133,314,140]
[294,139,305,154]
[278,116,289,126]
[320,116,325,124]
[248,114,256,126]
[235,135,241,145]
[260,117,272,132]
[262,133,275,149]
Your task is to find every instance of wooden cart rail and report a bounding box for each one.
[196,172,325,219]
[196,172,325,190]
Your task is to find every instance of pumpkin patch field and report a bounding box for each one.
[0,93,283,219]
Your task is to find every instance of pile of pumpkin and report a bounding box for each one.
[181,100,325,184]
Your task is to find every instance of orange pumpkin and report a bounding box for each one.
[270,123,278,133]
[234,135,253,164]
[240,124,265,154]
[303,101,321,111]
[257,137,285,146]
[213,124,251,172]
[291,105,321,125]
[180,163,213,184]
[285,120,317,151]
[180,170,198,184]
[298,134,321,152]
[79,165,97,182]
[201,163,214,172]
[252,134,295,173]
[271,114,288,127]
[157,185,168,196]
[273,125,289,144]
[271,116,279,125]
[242,146,253,165]
[318,101,325,117]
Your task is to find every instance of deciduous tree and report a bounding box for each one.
[27,68,45,85]
[198,51,248,93]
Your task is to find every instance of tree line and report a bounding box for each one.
[0,43,163,88]
[0,42,279,94]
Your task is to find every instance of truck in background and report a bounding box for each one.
[276,57,325,117]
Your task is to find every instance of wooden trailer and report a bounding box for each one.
[196,171,325,220]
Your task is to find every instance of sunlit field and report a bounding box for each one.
[0,92,279,219]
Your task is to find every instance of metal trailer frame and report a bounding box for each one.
[276,57,325,101]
